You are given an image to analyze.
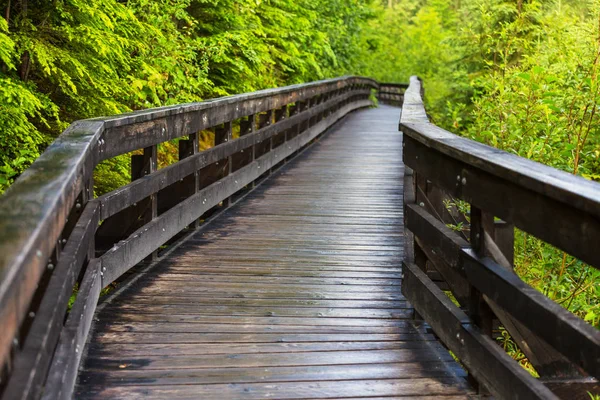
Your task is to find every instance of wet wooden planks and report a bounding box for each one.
[76,105,473,399]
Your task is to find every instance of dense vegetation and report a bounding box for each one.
[0,0,371,192]
[1,0,598,375]
[362,0,600,374]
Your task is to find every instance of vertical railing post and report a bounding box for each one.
[287,104,300,162]
[179,134,200,227]
[469,205,495,336]
[256,111,272,176]
[84,177,95,259]
[131,145,158,261]
[246,114,257,188]
[467,205,495,394]
[274,107,286,166]
[297,101,308,136]
[494,220,515,266]
[403,168,415,266]
[308,97,316,127]
[192,133,201,226]
[146,145,158,260]
[215,122,233,206]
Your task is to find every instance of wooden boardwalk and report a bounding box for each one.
[75,105,473,399]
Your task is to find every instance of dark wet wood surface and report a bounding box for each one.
[76,105,472,399]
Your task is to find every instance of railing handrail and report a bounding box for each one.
[0,76,383,399]
[400,75,600,399]
[96,76,379,128]
[401,76,600,262]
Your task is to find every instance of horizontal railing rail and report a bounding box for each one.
[377,82,408,106]
[0,76,378,400]
[401,76,600,399]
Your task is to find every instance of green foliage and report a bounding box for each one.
[455,1,600,337]
[363,0,600,376]
[0,0,371,194]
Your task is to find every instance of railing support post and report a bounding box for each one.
[274,107,286,166]
[246,114,257,188]
[179,134,201,228]
[215,122,233,206]
[467,205,495,394]
[142,145,158,261]
[469,205,495,337]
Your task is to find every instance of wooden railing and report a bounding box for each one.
[401,76,600,399]
[378,82,408,106]
[0,76,378,400]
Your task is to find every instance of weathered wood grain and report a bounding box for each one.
[463,249,600,379]
[406,193,591,378]
[75,378,472,400]
[1,203,99,400]
[402,261,558,399]
[0,121,102,371]
[42,259,102,400]
[78,361,462,387]
[83,340,438,357]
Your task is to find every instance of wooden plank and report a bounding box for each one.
[103,297,408,309]
[74,378,472,400]
[467,206,494,343]
[90,332,427,345]
[83,341,438,357]
[92,314,410,327]
[120,281,402,293]
[414,236,470,306]
[99,304,412,319]
[95,145,157,252]
[543,378,600,400]
[96,322,408,335]
[82,349,456,371]
[140,266,403,278]
[119,286,404,301]
[78,361,464,386]
[154,139,197,214]
[405,203,467,268]
[42,259,102,400]
[399,77,428,125]
[405,203,469,305]
[313,397,472,400]
[129,274,400,286]
[402,261,558,399]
